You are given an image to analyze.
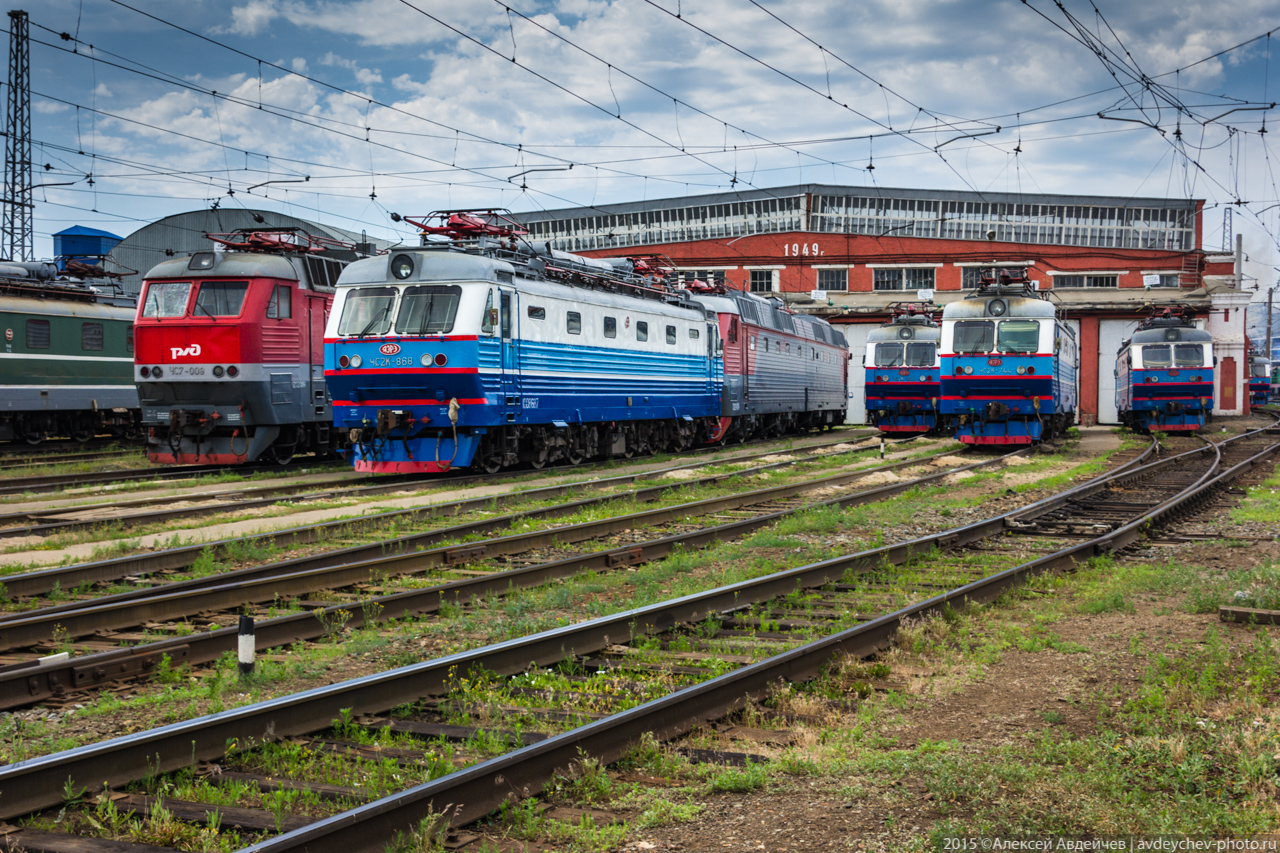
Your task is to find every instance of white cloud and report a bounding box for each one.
[291,58,309,73]
[217,0,282,37]
[320,52,383,84]
[94,83,113,98]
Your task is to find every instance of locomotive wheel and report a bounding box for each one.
[270,443,296,465]
[23,431,45,446]
[481,454,503,474]
[565,445,585,465]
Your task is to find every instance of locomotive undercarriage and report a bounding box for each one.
[148,416,337,465]
[0,409,140,444]
[471,417,710,474]
[953,407,1075,445]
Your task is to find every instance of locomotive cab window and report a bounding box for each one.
[604,316,617,338]
[194,281,250,317]
[267,285,292,320]
[636,321,648,342]
[25,319,50,349]
[997,320,1039,354]
[337,286,396,336]
[875,343,904,367]
[953,320,995,353]
[1174,344,1204,367]
[728,317,738,343]
[396,285,462,335]
[81,322,104,351]
[141,281,192,318]
[666,325,676,344]
[906,342,935,366]
[481,290,495,334]
[567,312,582,335]
[1140,345,1171,368]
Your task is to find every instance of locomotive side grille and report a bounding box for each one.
[262,326,302,361]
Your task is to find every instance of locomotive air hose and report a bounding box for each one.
[435,398,462,469]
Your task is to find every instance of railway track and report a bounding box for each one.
[1,424,1272,853]
[0,436,960,699]
[0,448,142,473]
[0,430,882,539]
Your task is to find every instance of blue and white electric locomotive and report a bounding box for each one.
[1115,307,1214,432]
[940,267,1078,445]
[326,211,726,473]
[863,303,940,434]
[1248,349,1271,407]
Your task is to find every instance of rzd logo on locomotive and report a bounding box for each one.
[379,343,401,355]
[171,343,202,359]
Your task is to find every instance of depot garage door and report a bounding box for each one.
[844,324,873,424]
[1098,319,1142,424]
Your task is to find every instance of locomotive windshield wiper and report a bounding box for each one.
[416,294,436,336]
[355,304,390,338]
[193,299,217,321]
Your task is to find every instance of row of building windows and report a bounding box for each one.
[515,192,1196,253]
[675,267,1182,292]
[26,320,132,352]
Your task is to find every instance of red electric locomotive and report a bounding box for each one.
[135,229,361,464]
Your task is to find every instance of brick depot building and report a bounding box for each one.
[514,184,1248,425]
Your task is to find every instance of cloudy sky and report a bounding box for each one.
[19,0,1280,308]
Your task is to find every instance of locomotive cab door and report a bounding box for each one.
[499,290,520,420]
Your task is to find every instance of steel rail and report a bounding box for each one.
[0,445,977,649]
[0,447,1017,703]
[0,434,886,600]
[244,430,1280,853]
[0,437,1180,818]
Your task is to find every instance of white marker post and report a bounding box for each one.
[238,615,255,680]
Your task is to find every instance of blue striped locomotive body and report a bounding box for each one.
[1115,308,1214,433]
[1248,350,1271,407]
[863,304,940,435]
[940,267,1078,445]
[326,212,724,474]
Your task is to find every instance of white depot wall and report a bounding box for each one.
[844,324,873,424]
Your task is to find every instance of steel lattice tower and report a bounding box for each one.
[2,9,30,262]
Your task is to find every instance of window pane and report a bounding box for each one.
[997,320,1039,353]
[1174,344,1203,367]
[666,325,676,344]
[337,286,396,336]
[953,320,994,353]
[817,269,847,291]
[194,281,249,317]
[1141,345,1171,368]
[567,311,582,335]
[689,327,700,339]
[26,319,50,348]
[396,285,462,335]
[82,322,104,351]
[905,342,935,366]
[874,342,904,366]
[267,285,292,319]
[636,321,648,341]
[750,270,772,292]
[126,326,134,354]
[527,306,546,320]
[142,281,191,317]
[481,289,495,334]
[604,316,616,338]
[873,269,904,291]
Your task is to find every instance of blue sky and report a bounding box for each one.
[20,0,1280,310]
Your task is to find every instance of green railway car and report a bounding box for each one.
[0,264,139,443]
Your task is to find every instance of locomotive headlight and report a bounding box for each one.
[152,366,163,378]
[1016,366,1027,375]
[213,365,225,377]
[350,354,363,368]
[391,253,414,280]
[140,366,150,378]
[964,366,974,375]
[421,353,432,366]
[989,299,1007,317]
